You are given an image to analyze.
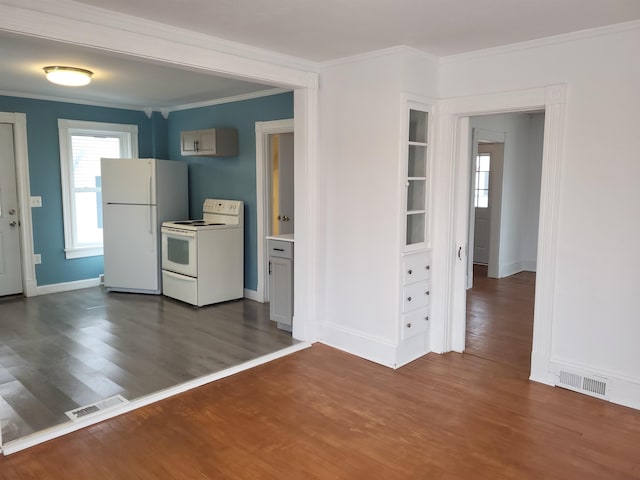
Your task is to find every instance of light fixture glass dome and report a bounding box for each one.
[43,66,93,86]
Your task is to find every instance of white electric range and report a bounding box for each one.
[161,199,244,306]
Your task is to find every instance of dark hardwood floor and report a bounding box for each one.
[1,272,639,478]
[0,288,296,444]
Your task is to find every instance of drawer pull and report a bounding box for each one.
[273,248,285,252]
[407,296,412,302]
[425,290,430,296]
[408,269,413,274]
[406,323,412,328]
[426,265,431,270]
[425,316,429,321]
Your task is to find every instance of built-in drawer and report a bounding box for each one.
[402,281,431,312]
[401,307,430,340]
[269,240,293,259]
[402,252,431,285]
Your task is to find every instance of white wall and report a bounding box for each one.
[470,113,543,276]
[439,25,640,392]
[523,113,545,269]
[318,48,438,363]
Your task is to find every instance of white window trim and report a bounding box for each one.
[58,119,139,259]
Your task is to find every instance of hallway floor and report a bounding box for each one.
[466,264,535,374]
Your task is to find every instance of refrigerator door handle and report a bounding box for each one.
[148,175,153,234]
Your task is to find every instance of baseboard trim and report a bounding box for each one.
[33,277,101,296]
[320,322,396,368]
[1,341,311,455]
[243,288,264,302]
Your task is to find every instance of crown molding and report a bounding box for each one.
[0,90,149,112]
[321,45,438,69]
[440,19,640,65]
[0,87,293,116]
[166,88,290,113]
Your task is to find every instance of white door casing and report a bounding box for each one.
[433,84,566,387]
[255,119,294,303]
[0,123,22,295]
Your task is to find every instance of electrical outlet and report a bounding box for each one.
[30,196,42,207]
[33,254,42,264]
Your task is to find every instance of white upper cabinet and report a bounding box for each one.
[402,100,431,251]
[180,128,238,157]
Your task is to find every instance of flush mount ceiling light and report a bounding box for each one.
[43,66,93,86]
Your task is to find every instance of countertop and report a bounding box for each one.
[266,233,294,243]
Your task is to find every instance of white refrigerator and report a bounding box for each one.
[101,158,188,294]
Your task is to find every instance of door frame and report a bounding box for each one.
[255,118,294,302]
[0,112,36,296]
[433,84,566,386]
[467,129,505,287]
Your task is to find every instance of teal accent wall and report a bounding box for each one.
[167,92,293,291]
[0,95,159,286]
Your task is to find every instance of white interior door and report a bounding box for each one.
[270,133,295,235]
[473,147,492,264]
[0,123,23,296]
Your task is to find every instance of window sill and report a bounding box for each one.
[64,246,104,259]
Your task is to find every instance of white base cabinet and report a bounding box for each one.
[268,239,293,331]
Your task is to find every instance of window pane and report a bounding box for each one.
[74,192,103,245]
[478,171,489,190]
[71,134,121,246]
[478,154,490,172]
[477,189,489,208]
[71,135,120,188]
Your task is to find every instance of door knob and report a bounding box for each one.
[9,221,17,227]
[282,215,290,222]
[9,209,16,215]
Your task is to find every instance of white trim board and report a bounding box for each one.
[33,277,101,296]
[432,84,567,387]
[1,342,312,455]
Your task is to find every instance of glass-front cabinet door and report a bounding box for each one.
[404,103,430,250]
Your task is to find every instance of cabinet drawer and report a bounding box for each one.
[401,307,430,340]
[269,240,293,259]
[402,281,431,312]
[402,252,431,284]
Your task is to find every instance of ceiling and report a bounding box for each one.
[1,0,640,111]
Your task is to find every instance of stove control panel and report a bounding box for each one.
[203,199,242,216]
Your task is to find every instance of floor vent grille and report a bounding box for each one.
[557,369,608,399]
[65,395,128,422]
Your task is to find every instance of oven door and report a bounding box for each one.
[161,227,197,277]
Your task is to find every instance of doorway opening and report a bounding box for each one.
[255,119,294,303]
[464,112,545,375]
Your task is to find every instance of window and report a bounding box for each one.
[58,119,138,259]
[474,153,490,208]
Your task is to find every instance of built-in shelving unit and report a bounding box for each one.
[396,96,433,367]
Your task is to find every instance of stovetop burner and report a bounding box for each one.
[171,220,224,226]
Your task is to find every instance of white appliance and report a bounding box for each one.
[101,158,188,294]
[161,198,244,307]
